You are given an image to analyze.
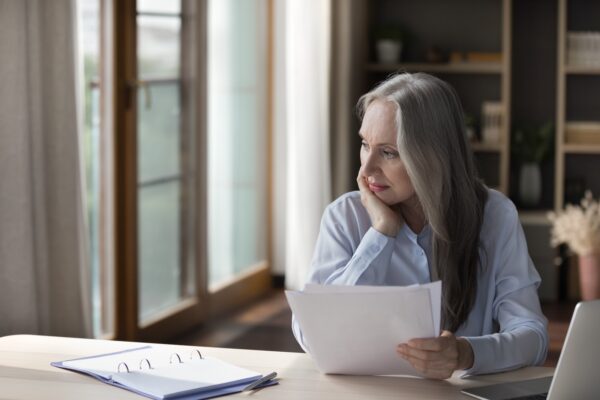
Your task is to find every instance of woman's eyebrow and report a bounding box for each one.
[358,132,397,147]
[361,140,397,148]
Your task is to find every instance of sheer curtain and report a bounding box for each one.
[282,0,332,290]
[0,0,92,337]
[275,0,365,288]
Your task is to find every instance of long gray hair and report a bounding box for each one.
[357,72,488,332]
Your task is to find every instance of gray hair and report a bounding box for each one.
[357,72,488,332]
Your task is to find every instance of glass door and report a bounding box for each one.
[135,0,194,325]
[112,0,272,341]
[205,0,272,316]
[207,0,269,289]
[112,0,204,341]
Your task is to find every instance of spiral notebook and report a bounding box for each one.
[51,345,277,399]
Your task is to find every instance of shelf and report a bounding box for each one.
[363,1,510,196]
[470,142,504,152]
[564,65,600,75]
[519,210,552,225]
[365,62,504,75]
[562,143,600,154]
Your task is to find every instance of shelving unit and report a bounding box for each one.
[365,62,504,74]
[364,0,512,194]
[564,65,600,74]
[549,0,600,300]
[353,0,600,301]
[563,144,600,154]
[361,0,600,215]
[519,210,553,226]
[555,0,600,210]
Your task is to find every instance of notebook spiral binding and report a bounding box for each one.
[116,349,204,373]
[117,362,130,373]
[139,358,152,370]
[191,349,203,360]
[170,353,183,364]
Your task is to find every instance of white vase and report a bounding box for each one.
[519,162,542,206]
[376,39,402,64]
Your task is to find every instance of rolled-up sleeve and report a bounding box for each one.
[462,203,548,376]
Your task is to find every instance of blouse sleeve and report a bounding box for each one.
[307,199,396,286]
[461,203,548,376]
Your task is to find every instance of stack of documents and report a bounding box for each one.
[52,345,277,399]
[286,281,441,376]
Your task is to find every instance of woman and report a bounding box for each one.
[292,72,548,379]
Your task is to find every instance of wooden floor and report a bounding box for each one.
[174,289,302,353]
[174,289,576,368]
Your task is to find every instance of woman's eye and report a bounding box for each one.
[382,149,398,159]
[361,141,369,150]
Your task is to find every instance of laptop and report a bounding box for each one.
[461,299,600,400]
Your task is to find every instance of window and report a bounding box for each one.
[207,0,269,289]
[77,0,272,341]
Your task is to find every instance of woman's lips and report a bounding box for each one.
[368,183,389,192]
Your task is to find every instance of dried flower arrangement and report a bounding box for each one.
[548,191,600,256]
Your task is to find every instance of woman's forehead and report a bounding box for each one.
[360,100,398,143]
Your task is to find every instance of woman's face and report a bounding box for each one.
[359,99,416,206]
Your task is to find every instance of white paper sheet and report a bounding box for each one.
[303,281,442,335]
[286,282,441,376]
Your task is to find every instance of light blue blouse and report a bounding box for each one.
[292,189,548,376]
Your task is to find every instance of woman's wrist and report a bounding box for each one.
[372,217,401,237]
[456,337,474,370]
[373,223,398,237]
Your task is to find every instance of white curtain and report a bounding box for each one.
[283,0,332,290]
[0,0,92,337]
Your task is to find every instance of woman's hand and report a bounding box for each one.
[356,168,403,237]
[397,331,474,380]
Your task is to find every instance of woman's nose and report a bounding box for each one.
[361,152,379,176]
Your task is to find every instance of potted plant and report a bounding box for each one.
[512,121,554,206]
[373,25,405,64]
[549,191,600,300]
[464,113,477,142]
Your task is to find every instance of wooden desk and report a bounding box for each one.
[0,335,553,399]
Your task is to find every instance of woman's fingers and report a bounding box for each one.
[398,342,457,363]
[397,333,460,379]
[398,344,442,361]
[409,360,454,379]
[398,351,456,379]
[406,337,446,351]
[357,168,403,236]
[356,169,373,198]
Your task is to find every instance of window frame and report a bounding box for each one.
[106,0,273,342]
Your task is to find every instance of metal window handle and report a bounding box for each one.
[127,80,152,110]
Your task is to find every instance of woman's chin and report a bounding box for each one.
[374,190,415,207]
[374,191,396,206]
